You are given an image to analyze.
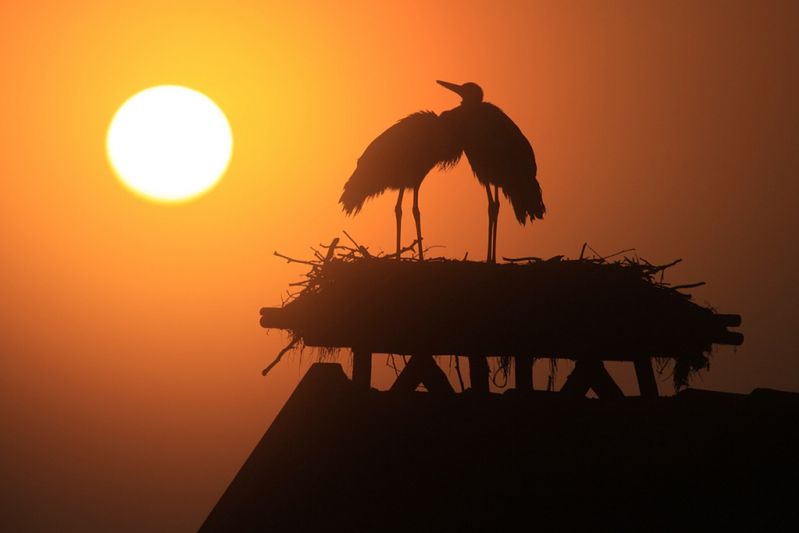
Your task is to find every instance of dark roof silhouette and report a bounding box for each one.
[201,363,799,531]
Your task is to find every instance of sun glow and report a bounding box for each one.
[106,85,233,203]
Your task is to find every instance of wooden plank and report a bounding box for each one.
[634,358,659,398]
[294,333,726,362]
[715,331,744,346]
[714,314,742,327]
[352,349,372,389]
[514,356,533,391]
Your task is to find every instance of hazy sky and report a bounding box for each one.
[1,1,797,530]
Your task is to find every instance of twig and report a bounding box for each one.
[491,359,509,388]
[334,244,360,254]
[323,237,340,263]
[453,355,465,392]
[342,230,360,248]
[343,230,372,258]
[397,239,420,257]
[602,248,636,260]
[262,337,300,376]
[579,242,603,260]
[649,258,683,274]
[274,251,318,266]
[310,246,325,261]
[547,358,558,392]
[386,354,401,377]
[670,281,706,290]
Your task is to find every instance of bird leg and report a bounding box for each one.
[412,186,424,261]
[395,188,405,260]
[485,185,494,263]
[492,185,500,263]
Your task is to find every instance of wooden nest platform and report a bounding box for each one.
[261,243,743,394]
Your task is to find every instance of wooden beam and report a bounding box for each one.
[352,350,372,389]
[390,355,454,394]
[715,331,744,346]
[259,307,291,329]
[634,358,658,398]
[514,356,533,392]
[561,360,624,399]
[420,357,455,394]
[590,362,624,399]
[714,314,742,327]
[561,361,592,397]
[468,355,490,393]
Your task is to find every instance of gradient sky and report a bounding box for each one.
[1,1,798,531]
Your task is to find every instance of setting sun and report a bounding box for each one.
[106,85,233,203]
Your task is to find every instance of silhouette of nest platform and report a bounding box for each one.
[260,250,742,389]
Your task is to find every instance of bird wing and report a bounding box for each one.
[461,103,544,224]
[340,111,462,214]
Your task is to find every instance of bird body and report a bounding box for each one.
[340,81,543,262]
[441,101,544,225]
[340,111,461,215]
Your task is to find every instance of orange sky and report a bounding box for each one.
[1,1,798,530]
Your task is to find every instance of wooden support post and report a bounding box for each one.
[561,360,624,399]
[591,362,624,399]
[468,355,490,394]
[420,356,455,394]
[352,349,372,390]
[391,354,454,394]
[514,355,533,392]
[561,361,592,398]
[634,358,659,398]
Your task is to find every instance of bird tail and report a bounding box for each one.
[504,174,545,224]
[339,166,386,215]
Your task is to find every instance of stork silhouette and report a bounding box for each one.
[340,81,543,262]
[437,80,544,263]
[339,111,461,260]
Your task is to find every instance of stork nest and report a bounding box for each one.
[265,235,740,391]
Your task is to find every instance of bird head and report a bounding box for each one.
[437,80,483,105]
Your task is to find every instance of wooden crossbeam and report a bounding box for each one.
[391,354,454,394]
[561,360,624,399]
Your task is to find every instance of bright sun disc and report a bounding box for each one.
[106,85,233,202]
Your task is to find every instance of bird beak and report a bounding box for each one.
[436,80,465,97]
